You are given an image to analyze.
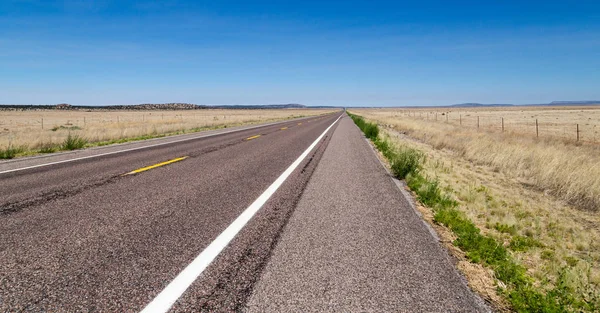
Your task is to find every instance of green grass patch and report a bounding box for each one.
[509,235,544,252]
[494,223,518,235]
[406,173,457,209]
[38,143,58,154]
[391,146,424,179]
[61,133,88,150]
[0,145,25,159]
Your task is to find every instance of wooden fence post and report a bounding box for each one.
[577,124,580,141]
[501,117,504,132]
[460,114,462,126]
[536,119,539,137]
[477,116,480,129]
[41,117,44,130]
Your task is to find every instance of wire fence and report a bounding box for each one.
[0,112,240,130]
[396,110,600,144]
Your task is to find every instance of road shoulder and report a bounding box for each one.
[246,115,490,312]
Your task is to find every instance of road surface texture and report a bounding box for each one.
[0,112,490,312]
[246,116,489,312]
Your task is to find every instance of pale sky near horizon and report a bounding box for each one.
[1,0,599,107]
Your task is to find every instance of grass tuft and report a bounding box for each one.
[61,133,88,150]
[0,145,25,159]
[390,146,424,179]
[509,235,544,252]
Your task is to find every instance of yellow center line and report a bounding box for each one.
[246,134,261,140]
[123,156,188,176]
[280,127,288,130]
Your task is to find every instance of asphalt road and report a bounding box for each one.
[0,111,489,312]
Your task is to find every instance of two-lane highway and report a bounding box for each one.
[0,112,342,312]
[1,111,490,312]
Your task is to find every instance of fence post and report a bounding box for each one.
[83,117,86,126]
[536,119,539,137]
[446,113,448,122]
[501,117,504,132]
[577,124,580,141]
[41,117,44,130]
[460,114,462,126]
[477,116,480,129]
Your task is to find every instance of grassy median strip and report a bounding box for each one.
[348,112,598,312]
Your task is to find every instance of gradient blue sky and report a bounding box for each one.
[1,0,599,106]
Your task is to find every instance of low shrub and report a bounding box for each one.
[61,133,88,150]
[37,143,58,154]
[390,147,424,179]
[0,145,25,159]
[509,235,544,252]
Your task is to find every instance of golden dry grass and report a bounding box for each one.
[354,107,600,211]
[351,108,600,310]
[377,106,600,143]
[0,109,333,152]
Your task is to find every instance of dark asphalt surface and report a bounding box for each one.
[0,112,340,312]
[246,116,490,312]
[0,112,489,312]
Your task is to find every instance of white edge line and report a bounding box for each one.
[0,116,324,175]
[139,114,342,313]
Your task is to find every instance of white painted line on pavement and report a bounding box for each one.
[0,117,317,175]
[139,114,342,313]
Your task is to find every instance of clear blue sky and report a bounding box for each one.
[1,0,599,106]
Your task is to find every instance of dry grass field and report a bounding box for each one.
[0,109,333,157]
[350,107,600,311]
[373,106,600,143]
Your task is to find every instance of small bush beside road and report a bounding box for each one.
[61,133,88,150]
[0,145,25,159]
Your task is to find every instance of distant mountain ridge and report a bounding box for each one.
[549,101,600,105]
[450,103,514,107]
[0,103,310,111]
[450,101,600,108]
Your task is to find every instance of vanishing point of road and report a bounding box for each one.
[0,112,490,312]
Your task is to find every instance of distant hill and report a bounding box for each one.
[450,101,600,108]
[450,103,514,108]
[0,103,311,111]
[209,104,307,109]
[548,101,600,106]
